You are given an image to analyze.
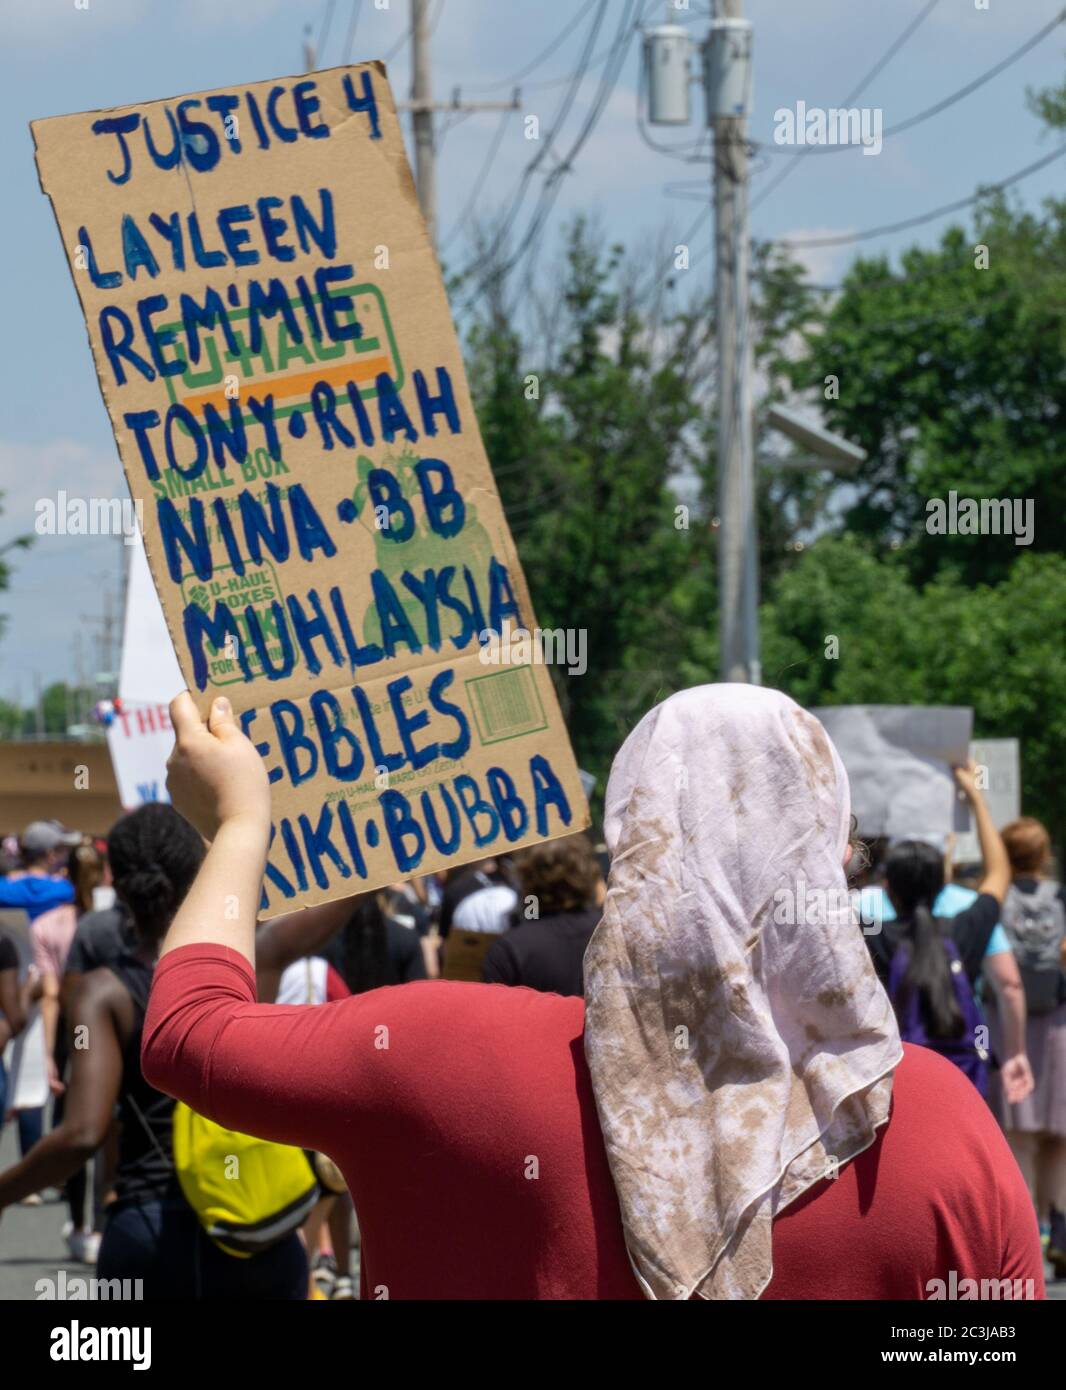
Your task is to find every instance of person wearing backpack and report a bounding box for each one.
[0,805,312,1299]
[867,765,1034,1107]
[990,817,1066,1277]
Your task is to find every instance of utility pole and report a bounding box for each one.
[645,5,757,682]
[399,1,520,255]
[410,0,437,249]
[709,1,757,684]
[305,3,518,255]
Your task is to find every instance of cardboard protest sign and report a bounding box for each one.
[953,738,1020,864]
[33,63,589,916]
[811,705,973,839]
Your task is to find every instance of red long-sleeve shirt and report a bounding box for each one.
[142,944,1044,1301]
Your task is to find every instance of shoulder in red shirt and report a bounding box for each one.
[143,945,1043,1301]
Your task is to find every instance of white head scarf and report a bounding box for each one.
[584,684,903,1300]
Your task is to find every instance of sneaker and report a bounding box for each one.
[20,1193,43,1206]
[312,1252,337,1299]
[63,1223,99,1265]
[331,1276,355,1300]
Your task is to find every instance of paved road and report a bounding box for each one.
[0,1122,70,1300]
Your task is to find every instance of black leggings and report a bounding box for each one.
[97,1198,308,1300]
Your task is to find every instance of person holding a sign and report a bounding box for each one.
[865,767,1034,1105]
[141,686,1043,1300]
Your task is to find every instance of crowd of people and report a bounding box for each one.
[0,684,1062,1300]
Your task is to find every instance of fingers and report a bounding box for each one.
[207,695,240,740]
[170,690,205,743]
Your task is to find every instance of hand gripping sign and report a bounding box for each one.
[33,63,589,916]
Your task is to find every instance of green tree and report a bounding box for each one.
[465,219,710,792]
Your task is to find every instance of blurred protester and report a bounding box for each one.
[438,859,518,937]
[385,878,440,979]
[30,838,111,1262]
[0,804,307,1298]
[1,823,79,1167]
[988,817,1066,1276]
[482,834,604,996]
[0,822,79,921]
[317,894,428,994]
[142,689,1043,1300]
[866,766,1032,1104]
[0,926,28,1119]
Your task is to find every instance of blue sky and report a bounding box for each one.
[1,0,1064,699]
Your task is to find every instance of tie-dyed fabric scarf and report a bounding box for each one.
[584,685,903,1300]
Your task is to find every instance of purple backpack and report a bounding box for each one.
[887,931,990,1096]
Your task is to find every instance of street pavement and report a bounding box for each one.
[0,1122,69,1300]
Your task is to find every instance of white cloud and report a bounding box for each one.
[772,228,858,286]
[0,439,126,535]
[0,439,130,692]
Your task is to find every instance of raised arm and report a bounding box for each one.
[142,692,412,1154]
[0,972,123,1211]
[954,762,1012,904]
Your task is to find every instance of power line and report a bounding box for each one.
[751,0,943,212]
[504,0,643,311]
[451,0,610,299]
[841,0,944,104]
[342,0,363,64]
[318,0,338,58]
[382,0,443,65]
[463,0,602,92]
[520,0,677,90]
[439,108,514,252]
[771,143,1066,250]
[753,8,1066,158]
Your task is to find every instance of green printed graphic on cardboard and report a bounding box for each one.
[348,449,499,649]
[465,667,548,746]
[181,561,294,687]
[160,284,402,429]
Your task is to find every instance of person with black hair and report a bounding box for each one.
[323,893,427,994]
[866,765,1034,1104]
[0,804,307,1299]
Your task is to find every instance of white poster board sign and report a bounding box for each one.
[953,738,1020,864]
[811,705,973,840]
[107,529,181,807]
[106,704,174,809]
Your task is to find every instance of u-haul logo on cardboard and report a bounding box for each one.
[158,282,402,424]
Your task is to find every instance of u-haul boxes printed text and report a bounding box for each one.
[33,63,588,916]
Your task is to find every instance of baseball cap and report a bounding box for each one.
[21,821,82,856]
